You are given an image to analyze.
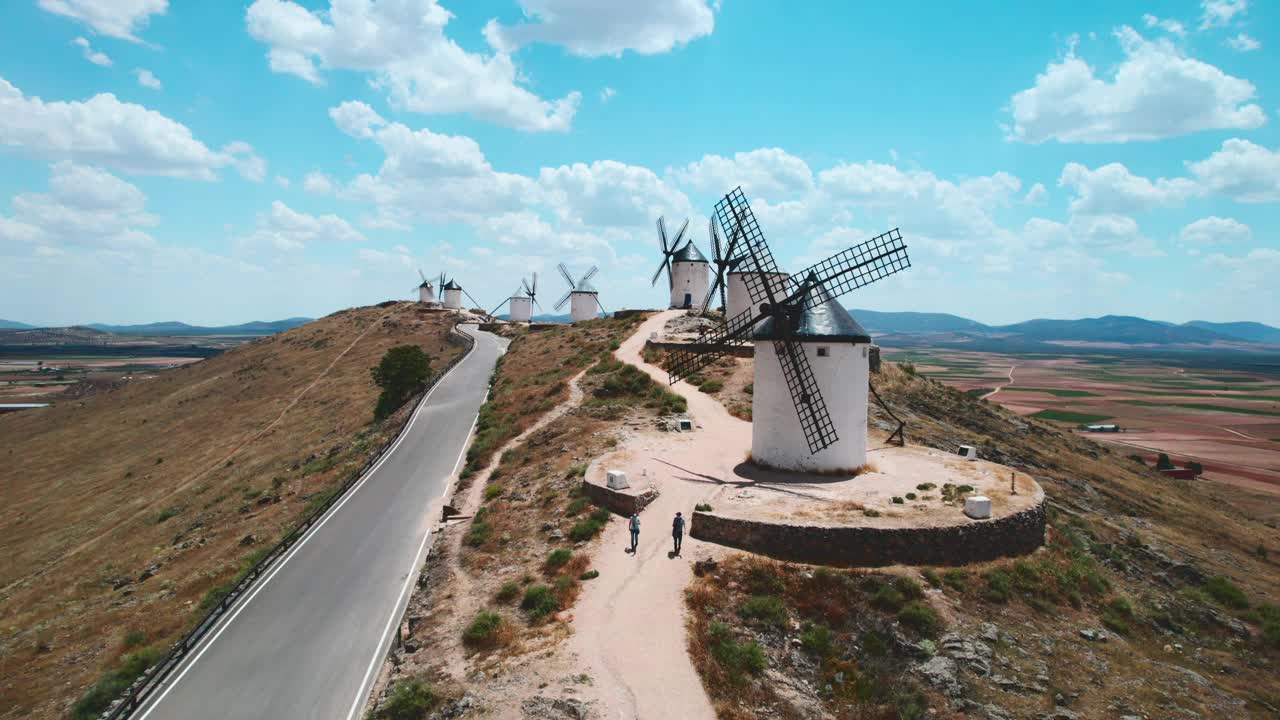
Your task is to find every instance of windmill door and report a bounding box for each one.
[683,293,692,308]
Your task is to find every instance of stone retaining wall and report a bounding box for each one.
[582,480,659,516]
[690,499,1046,567]
[645,340,754,358]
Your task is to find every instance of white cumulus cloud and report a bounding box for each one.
[303,171,333,195]
[72,36,112,66]
[0,162,158,251]
[1186,138,1280,202]
[134,68,162,89]
[237,200,364,253]
[1226,33,1261,51]
[1142,14,1186,36]
[1179,216,1251,244]
[1007,26,1265,143]
[0,76,262,182]
[1058,162,1199,214]
[246,0,580,132]
[1200,0,1247,29]
[483,0,715,57]
[39,0,167,42]
[670,148,815,198]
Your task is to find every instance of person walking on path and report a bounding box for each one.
[672,512,685,556]
[628,512,640,554]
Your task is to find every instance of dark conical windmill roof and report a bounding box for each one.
[573,277,599,294]
[672,239,708,264]
[753,274,871,342]
[418,280,431,288]
[443,279,462,290]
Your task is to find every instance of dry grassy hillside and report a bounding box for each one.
[0,303,466,719]
[689,359,1278,718]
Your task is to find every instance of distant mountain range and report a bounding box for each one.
[849,310,1280,347]
[83,319,313,336]
[0,319,35,329]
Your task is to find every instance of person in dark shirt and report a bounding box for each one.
[628,512,640,553]
[672,511,685,555]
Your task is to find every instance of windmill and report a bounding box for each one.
[652,217,710,310]
[414,269,436,304]
[555,263,605,323]
[438,276,487,316]
[702,216,790,319]
[667,187,910,472]
[488,273,540,322]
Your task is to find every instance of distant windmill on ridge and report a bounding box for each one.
[667,187,911,473]
[651,217,709,310]
[703,217,790,319]
[555,263,605,323]
[489,273,540,323]
[415,269,438,305]
[438,274,486,314]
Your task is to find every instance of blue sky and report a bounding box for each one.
[1,0,1277,326]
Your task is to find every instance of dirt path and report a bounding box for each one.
[425,366,591,687]
[568,310,751,720]
[982,363,1016,400]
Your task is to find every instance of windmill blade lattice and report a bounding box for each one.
[792,229,910,311]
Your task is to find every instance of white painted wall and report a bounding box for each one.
[726,272,792,320]
[418,285,434,303]
[570,292,597,322]
[669,261,709,309]
[751,340,869,472]
[509,296,532,322]
[443,288,462,309]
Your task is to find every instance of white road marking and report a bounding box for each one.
[135,332,482,720]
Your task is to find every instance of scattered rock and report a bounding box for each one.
[692,558,718,576]
[915,655,964,698]
[979,623,999,643]
[521,696,591,720]
[239,534,257,546]
[1078,628,1108,642]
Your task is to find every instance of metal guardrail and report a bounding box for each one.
[104,325,477,719]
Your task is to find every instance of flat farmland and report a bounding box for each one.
[881,346,1280,494]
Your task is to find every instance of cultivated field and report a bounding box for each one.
[882,346,1280,495]
[0,303,466,719]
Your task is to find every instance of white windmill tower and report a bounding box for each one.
[667,187,911,474]
[441,277,463,309]
[651,217,710,310]
[415,269,436,304]
[555,263,604,323]
[490,274,540,322]
[703,218,790,319]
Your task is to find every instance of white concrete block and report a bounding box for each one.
[964,495,992,519]
[958,445,978,461]
[606,470,629,490]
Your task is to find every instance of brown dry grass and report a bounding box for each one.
[0,303,465,719]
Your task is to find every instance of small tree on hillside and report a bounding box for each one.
[1186,461,1204,476]
[1156,453,1175,471]
[371,345,432,420]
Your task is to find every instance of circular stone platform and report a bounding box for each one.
[690,444,1045,567]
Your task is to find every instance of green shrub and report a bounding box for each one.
[695,503,713,512]
[871,585,905,612]
[374,678,437,720]
[521,584,559,620]
[1102,596,1134,635]
[742,564,785,595]
[482,483,503,502]
[921,569,942,588]
[915,483,936,491]
[904,492,917,501]
[545,548,572,570]
[891,496,904,504]
[123,630,146,648]
[463,610,503,647]
[942,568,969,591]
[496,581,520,603]
[153,506,181,524]
[800,623,834,656]
[861,629,888,657]
[698,379,724,394]
[580,569,599,581]
[1259,604,1280,650]
[895,577,925,600]
[707,621,766,681]
[738,595,787,627]
[566,497,590,515]
[1203,576,1249,610]
[897,601,941,638]
[983,569,1013,603]
[467,508,491,547]
[70,647,163,720]
[200,582,234,610]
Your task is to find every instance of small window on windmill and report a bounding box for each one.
[816,346,830,358]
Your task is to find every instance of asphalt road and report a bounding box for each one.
[134,324,507,720]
